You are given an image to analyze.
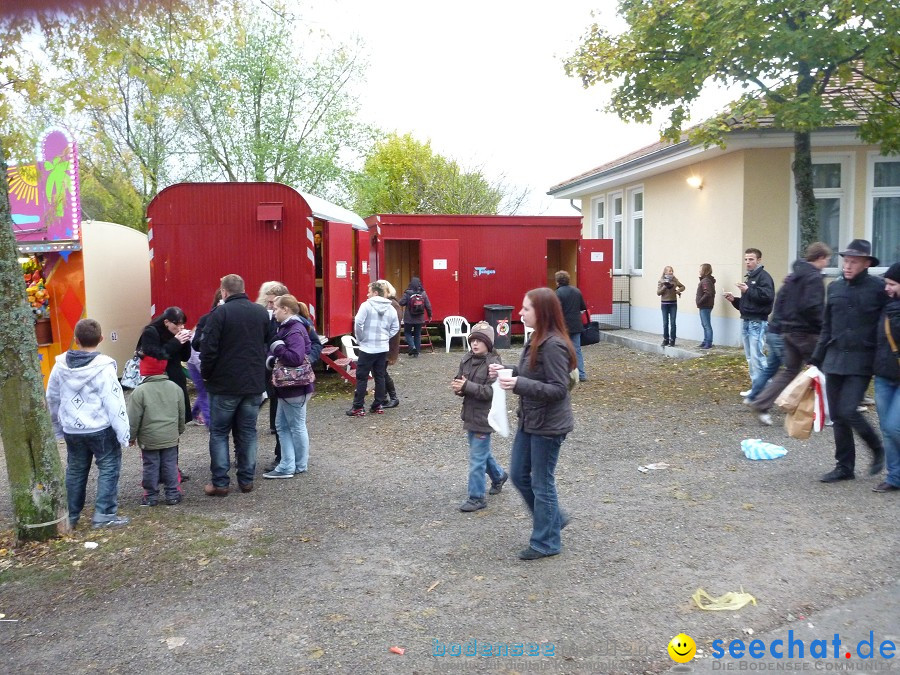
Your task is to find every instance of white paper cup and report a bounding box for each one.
[498,368,513,380]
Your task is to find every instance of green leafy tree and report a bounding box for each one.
[565,0,900,247]
[352,133,526,215]
[186,3,371,203]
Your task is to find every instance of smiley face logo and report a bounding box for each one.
[668,633,696,663]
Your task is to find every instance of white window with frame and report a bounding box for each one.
[609,191,624,273]
[590,196,605,240]
[628,187,644,274]
[868,155,900,269]
[790,153,852,271]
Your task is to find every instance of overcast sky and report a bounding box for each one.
[301,0,736,215]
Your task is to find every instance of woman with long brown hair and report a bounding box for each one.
[492,287,576,560]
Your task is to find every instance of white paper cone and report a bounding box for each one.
[488,380,510,437]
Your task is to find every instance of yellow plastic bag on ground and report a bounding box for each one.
[692,587,758,611]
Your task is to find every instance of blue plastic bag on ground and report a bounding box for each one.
[741,438,787,460]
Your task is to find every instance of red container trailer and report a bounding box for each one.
[366,214,613,326]
[146,182,370,338]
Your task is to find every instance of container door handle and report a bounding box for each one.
[350,266,355,280]
[453,270,458,281]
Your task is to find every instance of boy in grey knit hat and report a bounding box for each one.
[450,321,508,511]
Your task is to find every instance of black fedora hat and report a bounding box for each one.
[838,239,879,266]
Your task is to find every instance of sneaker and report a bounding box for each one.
[265,461,280,472]
[489,472,508,495]
[857,405,868,412]
[742,397,755,406]
[263,469,294,479]
[861,395,875,405]
[872,481,899,493]
[383,398,400,409]
[518,547,559,561]
[661,339,669,347]
[164,495,183,506]
[140,495,159,507]
[92,515,130,529]
[369,404,385,414]
[345,407,366,417]
[294,468,307,475]
[739,389,752,397]
[179,472,191,482]
[459,497,487,512]
[820,468,855,483]
[758,413,773,426]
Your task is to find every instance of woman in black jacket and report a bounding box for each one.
[873,263,900,493]
[398,276,432,357]
[140,306,192,423]
[493,287,576,560]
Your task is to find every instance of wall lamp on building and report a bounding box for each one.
[686,175,703,190]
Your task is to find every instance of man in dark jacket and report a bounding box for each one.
[555,270,588,382]
[201,274,274,495]
[809,240,887,483]
[724,248,775,394]
[750,242,831,424]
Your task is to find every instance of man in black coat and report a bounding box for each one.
[750,242,831,423]
[809,240,887,483]
[555,270,588,382]
[200,274,274,495]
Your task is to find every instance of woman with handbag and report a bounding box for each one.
[873,263,900,493]
[263,294,314,479]
[492,287,576,560]
[657,266,685,347]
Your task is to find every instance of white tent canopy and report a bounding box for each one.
[299,191,367,231]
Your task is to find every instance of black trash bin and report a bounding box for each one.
[483,304,514,349]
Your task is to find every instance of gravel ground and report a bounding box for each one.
[0,341,897,674]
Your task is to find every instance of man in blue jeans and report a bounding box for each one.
[200,274,274,495]
[724,248,775,395]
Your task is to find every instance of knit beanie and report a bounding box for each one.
[468,321,495,352]
[885,262,900,284]
[140,355,167,377]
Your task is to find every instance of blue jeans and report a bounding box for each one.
[742,320,768,382]
[661,303,677,342]
[467,431,505,499]
[208,393,263,487]
[874,377,900,487]
[64,427,122,526]
[570,332,586,381]
[405,324,422,353]
[699,308,713,346]
[275,394,311,474]
[747,331,783,400]
[510,430,566,555]
[187,362,210,425]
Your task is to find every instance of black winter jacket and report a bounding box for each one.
[773,260,825,335]
[511,334,575,436]
[810,270,887,376]
[556,284,587,335]
[873,298,900,382]
[454,351,503,434]
[728,265,775,321]
[139,319,192,422]
[200,293,274,395]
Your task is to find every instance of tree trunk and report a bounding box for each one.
[792,130,818,252]
[0,138,69,543]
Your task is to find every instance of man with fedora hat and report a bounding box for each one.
[810,239,887,483]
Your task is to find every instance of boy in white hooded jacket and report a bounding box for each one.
[47,318,130,530]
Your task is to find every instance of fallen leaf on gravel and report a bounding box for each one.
[742,504,754,510]
[473,575,484,581]
[427,580,441,592]
[164,637,186,649]
[197,559,210,566]
[309,647,325,659]
[72,561,82,567]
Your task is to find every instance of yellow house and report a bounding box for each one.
[548,128,898,346]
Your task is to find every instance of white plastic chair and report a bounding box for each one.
[523,325,535,344]
[443,316,470,353]
[340,334,360,369]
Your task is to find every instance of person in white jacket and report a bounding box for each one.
[46,319,130,530]
[346,281,399,417]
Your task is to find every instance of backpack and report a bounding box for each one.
[300,317,323,364]
[408,293,426,317]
